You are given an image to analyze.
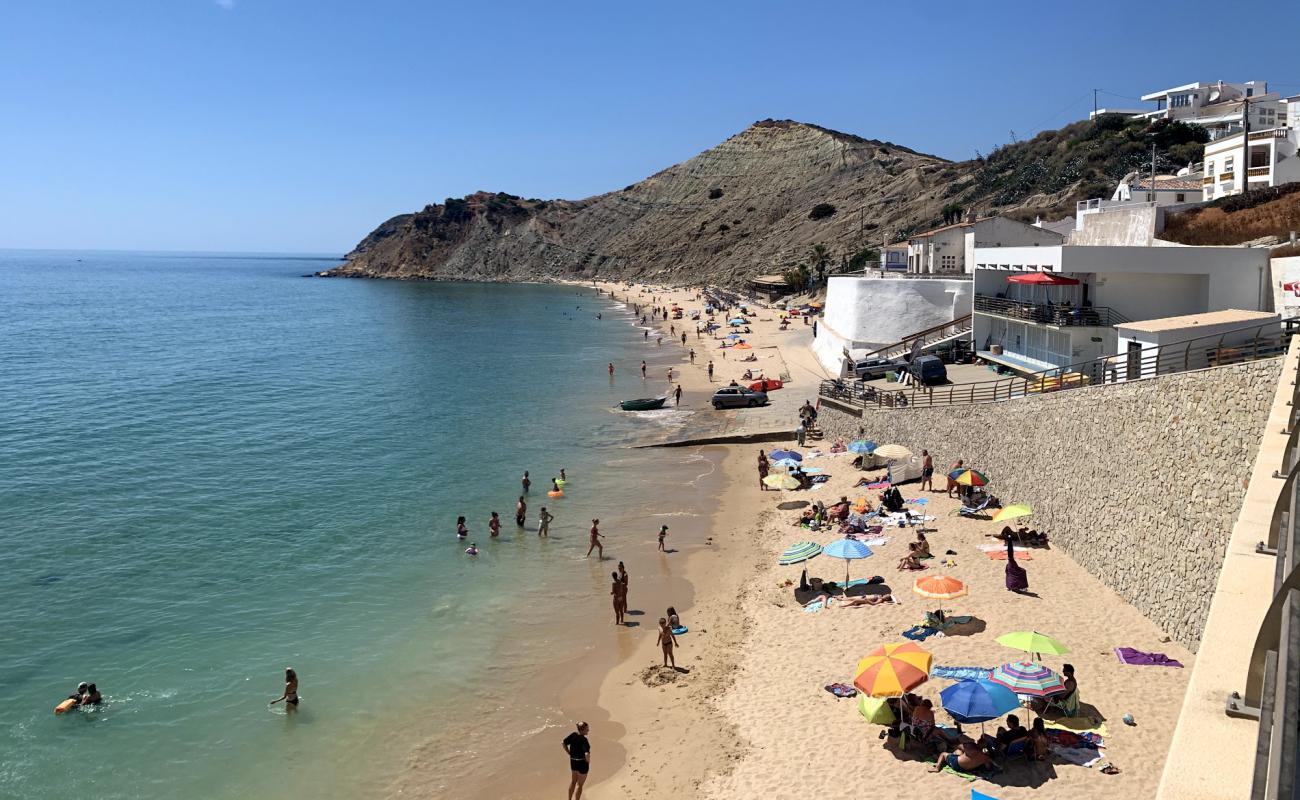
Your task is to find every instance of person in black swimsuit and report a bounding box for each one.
[270,667,299,710]
[562,721,591,799]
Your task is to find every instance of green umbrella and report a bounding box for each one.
[996,630,1069,660]
[778,542,822,566]
[857,694,896,725]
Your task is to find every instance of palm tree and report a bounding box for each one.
[809,244,831,282]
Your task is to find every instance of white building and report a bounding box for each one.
[812,274,972,374]
[880,243,908,271]
[907,217,1063,275]
[971,244,1272,374]
[1114,309,1279,381]
[1202,126,1300,201]
[1137,81,1281,140]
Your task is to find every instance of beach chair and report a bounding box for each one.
[955,497,992,517]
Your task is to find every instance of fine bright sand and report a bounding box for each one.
[569,282,1193,800]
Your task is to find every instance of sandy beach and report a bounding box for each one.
[540,280,1195,800]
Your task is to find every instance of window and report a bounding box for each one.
[1224,156,1234,174]
[1176,193,1186,202]
[1171,94,1191,108]
[1247,88,1255,97]
[1207,160,1216,178]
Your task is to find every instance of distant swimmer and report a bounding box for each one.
[457,516,468,538]
[489,512,500,538]
[522,471,531,494]
[596,312,601,320]
[466,543,479,556]
[270,667,299,709]
[608,362,615,376]
[516,496,527,527]
[560,468,568,483]
[586,519,604,559]
[538,507,553,537]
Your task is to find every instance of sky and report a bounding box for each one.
[3,0,1299,254]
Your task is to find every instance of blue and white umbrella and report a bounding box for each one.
[848,440,876,454]
[772,458,802,470]
[770,449,802,462]
[822,537,874,585]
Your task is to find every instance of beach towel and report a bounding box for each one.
[1115,647,1184,668]
[865,480,890,489]
[977,543,1031,553]
[985,549,1032,561]
[1044,718,1109,738]
[902,625,941,641]
[932,666,994,681]
[941,764,980,781]
[1050,745,1106,768]
[824,682,857,699]
[906,497,930,505]
[803,599,825,613]
[972,791,1001,800]
[862,537,890,547]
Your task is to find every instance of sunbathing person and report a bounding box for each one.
[832,593,897,607]
[913,531,931,559]
[930,738,993,774]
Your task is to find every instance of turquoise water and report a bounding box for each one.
[0,252,710,798]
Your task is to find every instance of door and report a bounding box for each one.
[1126,340,1143,381]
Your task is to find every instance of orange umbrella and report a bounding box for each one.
[851,496,870,513]
[733,343,752,349]
[853,642,933,697]
[913,575,968,601]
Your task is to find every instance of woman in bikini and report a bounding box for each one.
[611,572,627,625]
[586,519,604,558]
[657,617,679,669]
[270,667,299,710]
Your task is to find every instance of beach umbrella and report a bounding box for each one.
[913,575,968,601]
[873,444,912,460]
[726,332,742,339]
[778,541,822,566]
[772,458,802,470]
[734,343,752,349]
[847,440,876,454]
[763,474,800,490]
[729,319,745,326]
[853,642,932,697]
[770,449,802,462]
[939,679,1021,724]
[823,537,873,585]
[988,661,1065,697]
[851,496,870,513]
[949,468,991,487]
[992,504,1033,523]
[857,694,897,725]
[996,631,1069,659]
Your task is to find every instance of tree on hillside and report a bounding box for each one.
[808,244,831,282]
[783,264,812,293]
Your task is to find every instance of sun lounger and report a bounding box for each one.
[955,497,992,517]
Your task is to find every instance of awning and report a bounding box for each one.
[1007,272,1079,286]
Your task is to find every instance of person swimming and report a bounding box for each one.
[489,512,500,537]
[466,543,479,556]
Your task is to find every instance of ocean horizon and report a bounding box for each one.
[0,250,715,798]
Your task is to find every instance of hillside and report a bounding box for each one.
[327,116,1210,286]
[1161,183,1300,253]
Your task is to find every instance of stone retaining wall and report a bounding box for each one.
[818,359,1283,650]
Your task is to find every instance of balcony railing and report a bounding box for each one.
[1249,167,1273,178]
[973,295,1130,326]
[1222,171,1237,182]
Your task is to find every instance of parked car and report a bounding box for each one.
[711,386,769,409]
[853,357,903,381]
[907,355,948,385]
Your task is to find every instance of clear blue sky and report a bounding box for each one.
[3,0,1298,254]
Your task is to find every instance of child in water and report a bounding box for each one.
[466,543,478,556]
[456,516,468,538]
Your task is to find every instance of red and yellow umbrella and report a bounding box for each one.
[913,575,968,601]
[853,642,933,697]
[948,468,990,487]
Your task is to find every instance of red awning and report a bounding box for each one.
[1006,272,1080,286]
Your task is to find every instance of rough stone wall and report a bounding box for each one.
[818,359,1282,650]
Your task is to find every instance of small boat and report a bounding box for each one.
[620,397,668,411]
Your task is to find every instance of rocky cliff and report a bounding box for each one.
[327,116,1191,285]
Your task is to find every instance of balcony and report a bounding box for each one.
[1248,167,1272,178]
[974,295,1130,326]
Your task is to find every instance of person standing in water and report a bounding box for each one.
[488,512,500,538]
[515,496,527,527]
[608,362,614,377]
[657,618,679,669]
[640,360,646,378]
[270,667,299,710]
[538,506,553,537]
[617,560,628,589]
[456,516,469,538]
[586,519,604,558]
[521,471,531,494]
[610,571,627,625]
[560,468,567,484]
[563,722,591,800]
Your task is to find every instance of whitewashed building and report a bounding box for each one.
[880,243,908,271]
[1202,126,1300,201]
[907,217,1062,275]
[970,243,1272,373]
[1137,81,1281,140]
[1113,309,1279,381]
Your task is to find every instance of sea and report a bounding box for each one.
[0,251,720,798]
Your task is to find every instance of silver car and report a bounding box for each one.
[711,386,769,409]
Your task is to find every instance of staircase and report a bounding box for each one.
[860,314,973,362]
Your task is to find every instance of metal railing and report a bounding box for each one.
[974,295,1132,327]
[1230,341,1300,799]
[857,314,973,361]
[819,317,1297,411]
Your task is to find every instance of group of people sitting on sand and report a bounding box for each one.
[987,525,1050,548]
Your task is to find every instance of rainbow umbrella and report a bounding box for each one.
[992,504,1033,523]
[778,542,822,566]
[988,661,1065,697]
[913,574,968,601]
[949,468,991,487]
[853,642,932,697]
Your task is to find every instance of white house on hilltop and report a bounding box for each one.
[1136,80,1281,140]
[1202,126,1300,201]
[907,216,1063,275]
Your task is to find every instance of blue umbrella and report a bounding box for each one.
[726,333,741,339]
[729,318,747,325]
[939,679,1021,725]
[772,458,802,470]
[848,440,876,454]
[770,449,802,462]
[822,537,873,585]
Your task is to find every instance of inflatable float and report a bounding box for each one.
[548,490,564,498]
[54,698,77,715]
[671,626,688,635]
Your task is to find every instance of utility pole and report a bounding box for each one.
[1241,96,1251,198]
[1150,141,1157,202]
[1093,88,1099,120]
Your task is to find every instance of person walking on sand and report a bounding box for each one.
[657,524,669,552]
[562,722,591,800]
[796,420,807,447]
[586,519,604,558]
[657,617,679,669]
[758,450,770,490]
[617,560,629,589]
[689,349,695,364]
[707,361,714,382]
[269,667,299,710]
[946,458,964,498]
[673,384,682,406]
[522,471,531,494]
[681,332,687,346]
[611,571,627,625]
[488,512,500,538]
[920,449,934,492]
[515,496,527,527]
[538,507,553,537]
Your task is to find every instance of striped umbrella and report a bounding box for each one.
[988,661,1065,697]
[873,444,912,460]
[772,458,803,470]
[913,575,968,601]
[853,642,932,697]
[848,440,876,454]
[949,468,991,487]
[778,542,822,566]
[992,503,1032,523]
[823,537,873,585]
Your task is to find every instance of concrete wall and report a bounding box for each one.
[964,218,1064,273]
[817,357,1282,649]
[1092,271,1208,321]
[1070,204,1159,246]
[1270,255,1300,318]
[813,275,972,373]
